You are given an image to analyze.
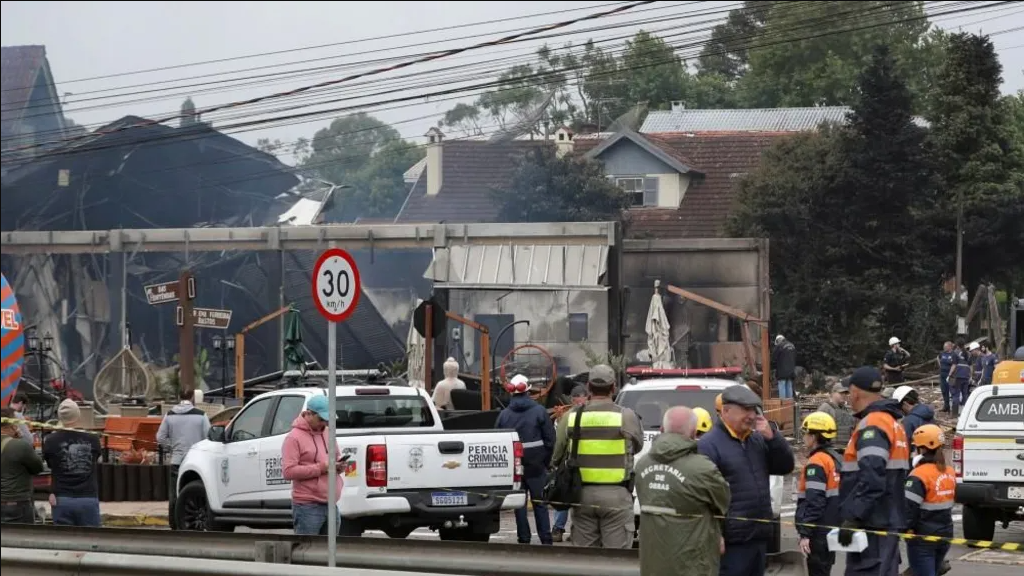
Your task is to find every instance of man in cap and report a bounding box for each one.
[551,364,643,549]
[496,374,555,545]
[698,385,795,576]
[838,367,909,576]
[43,399,102,527]
[817,380,855,447]
[281,395,345,535]
[1,407,44,524]
[552,385,589,542]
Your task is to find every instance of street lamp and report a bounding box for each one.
[211,335,235,392]
[26,332,53,388]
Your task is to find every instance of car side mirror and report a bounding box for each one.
[208,425,226,443]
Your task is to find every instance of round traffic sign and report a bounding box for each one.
[312,248,361,323]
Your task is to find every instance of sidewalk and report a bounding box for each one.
[37,500,169,527]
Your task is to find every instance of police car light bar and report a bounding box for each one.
[625,366,744,377]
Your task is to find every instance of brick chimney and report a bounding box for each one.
[425,127,444,196]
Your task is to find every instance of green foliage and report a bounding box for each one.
[697,1,775,80]
[737,2,938,111]
[492,146,629,223]
[729,45,949,370]
[925,34,1024,290]
[296,113,424,221]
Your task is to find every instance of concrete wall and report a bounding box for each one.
[447,288,609,376]
[621,238,769,368]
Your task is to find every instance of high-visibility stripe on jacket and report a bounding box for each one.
[796,446,841,538]
[905,460,956,538]
[567,409,628,484]
[839,400,910,530]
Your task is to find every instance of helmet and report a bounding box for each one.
[1015,346,1024,361]
[892,385,918,404]
[714,393,723,414]
[693,407,713,434]
[774,335,785,345]
[888,337,901,346]
[967,341,980,352]
[801,411,838,440]
[912,424,945,450]
[505,374,530,394]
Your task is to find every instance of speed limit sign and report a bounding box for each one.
[312,248,361,322]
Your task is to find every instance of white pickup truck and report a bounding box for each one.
[173,383,526,541]
[616,377,785,552]
[953,378,1024,541]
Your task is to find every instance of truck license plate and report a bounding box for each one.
[1008,486,1024,500]
[431,491,467,506]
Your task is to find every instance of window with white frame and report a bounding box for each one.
[615,176,658,207]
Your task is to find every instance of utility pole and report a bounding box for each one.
[177,270,196,394]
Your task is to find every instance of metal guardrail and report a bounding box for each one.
[0,548,456,576]
[0,525,639,576]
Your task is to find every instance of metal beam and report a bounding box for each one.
[1,222,617,255]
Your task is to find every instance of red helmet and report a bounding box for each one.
[505,374,530,394]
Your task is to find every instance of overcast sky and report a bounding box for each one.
[2,1,1022,165]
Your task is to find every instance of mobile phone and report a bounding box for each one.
[338,453,352,462]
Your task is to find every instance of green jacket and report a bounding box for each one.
[634,433,731,576]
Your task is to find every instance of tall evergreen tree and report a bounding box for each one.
[926,33,1024,290]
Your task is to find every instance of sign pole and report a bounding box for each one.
[327,318,337,567]
[311,246,361,569]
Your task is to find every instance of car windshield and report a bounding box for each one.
[618,388,721,430]
[336,396,434,429]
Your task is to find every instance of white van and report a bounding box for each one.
[952,379,1024,541]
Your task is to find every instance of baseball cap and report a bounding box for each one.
[831,381,849,394]
[721,384,763,409]
[588,364,616,387]
[306,395,331,421]
[848,366,884,393]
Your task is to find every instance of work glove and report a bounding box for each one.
[837,520,859,547]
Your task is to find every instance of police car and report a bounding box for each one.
[617,376,785,553]
[172,380,526,541]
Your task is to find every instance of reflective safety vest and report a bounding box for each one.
[567,409,628,484]
[905,461,956,538]
[839,407,910,529]
[795,447,841,537]
[798,449,841,500]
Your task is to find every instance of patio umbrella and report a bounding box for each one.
[406,299,426,389]
[645,280,673,369]
[283,309,306,373]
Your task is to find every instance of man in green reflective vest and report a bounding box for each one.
[551,364,643,548]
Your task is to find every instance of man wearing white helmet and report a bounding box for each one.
[883,337,910,384]
[892,385,934,441]
[771,335,797,399]
[496,374,555,545]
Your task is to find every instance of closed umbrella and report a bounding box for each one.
[645,280,673,369]
[283,309,306,373]
[406,300,426,389]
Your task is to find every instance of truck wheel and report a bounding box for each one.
[383,526,414,539]
[962,506,995,541]
[175,480,230,532]
[767,517,782,554]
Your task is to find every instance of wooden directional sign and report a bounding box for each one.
[145,277,195,305]
[176,306,232,329]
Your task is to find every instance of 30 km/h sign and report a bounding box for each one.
[312,248,361,323]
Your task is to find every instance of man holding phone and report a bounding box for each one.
[282,395,346,535]
[698,385,795,576]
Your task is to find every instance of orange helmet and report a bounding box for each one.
[912,424,945,450]
[714,393,723,414]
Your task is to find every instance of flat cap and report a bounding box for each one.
[721,384,762,408]
[849,366,884,393]
[588,364,616,387]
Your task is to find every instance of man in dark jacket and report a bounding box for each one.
[496,374,555,545]
[771,335,797,399]
[698,385,795,576]
[157,388,211,530]
[892,386,934,440]
[1,407,44,524]
[636,406,731,576]
[838,367,909,576]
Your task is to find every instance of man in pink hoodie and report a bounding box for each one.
[282,395,344,535]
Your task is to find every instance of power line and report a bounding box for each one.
[7,0,1006,176]
[2,0,659,156]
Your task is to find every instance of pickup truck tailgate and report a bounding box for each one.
[384,432,517,490]
[961,393,1024,484]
